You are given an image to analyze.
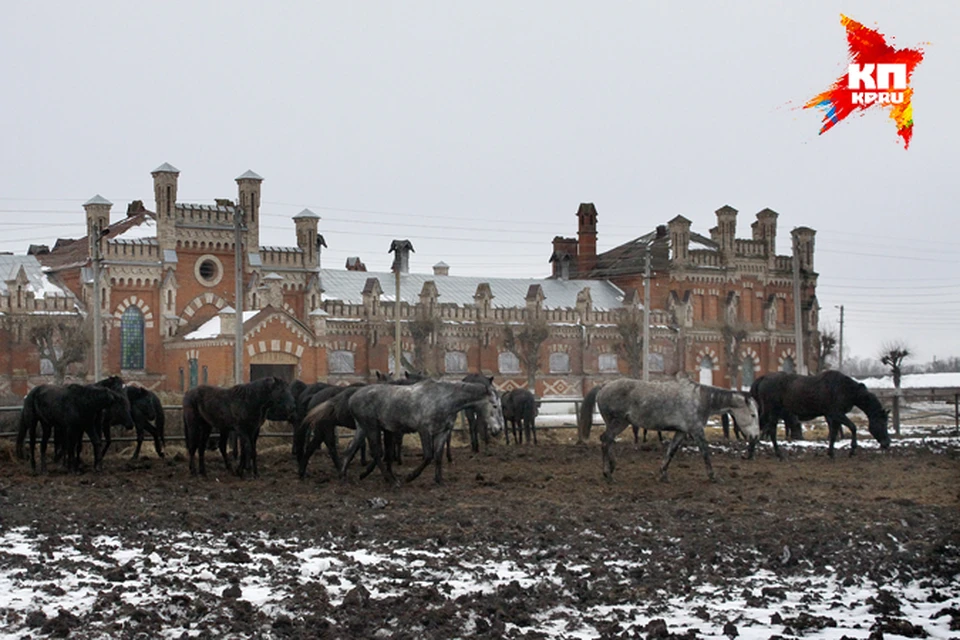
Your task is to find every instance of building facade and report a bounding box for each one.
[550,203,820,390]
[2,164,818,398]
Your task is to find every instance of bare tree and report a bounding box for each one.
[503,317,549,391]
[30,316,89,384]
[880,341,911,388]
[880,341,911,437]
[408,316,442,376]
[817,327,838,373]
[615,307,643,378]
[721,323,748,388]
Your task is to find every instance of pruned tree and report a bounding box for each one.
[721,323,748,389]
[817,328,838,373]
[880,341,911,437]
[503,316,549,391]
[880,341,911,388]
[408,316,442,376]
[615,307,643,378]
[30,316,89,384]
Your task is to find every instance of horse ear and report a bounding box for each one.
[487,376,494,384]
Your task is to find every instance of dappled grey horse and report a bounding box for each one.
[578,378,760,483]
[341,379,505,485]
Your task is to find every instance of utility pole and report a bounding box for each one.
[642,245,651,382]
[389,240,414,376]
[234,206,246,386]
[837,304,844,372]
[92,221,104,381]
[791,231,807,375]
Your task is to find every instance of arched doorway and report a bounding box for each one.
[699,356,713,386]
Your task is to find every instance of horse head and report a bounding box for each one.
[264,377,297,422]
[729,395,761,442]
[870,407,892,449]
[481,383,505,437]
[106,388,136,431]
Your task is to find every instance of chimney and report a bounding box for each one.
[576,203,598,275]
[550,236,578,279]
[346,256,367,272]
[389,239,415,274]
[433,261,449,276]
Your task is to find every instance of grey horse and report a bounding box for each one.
[578,378,760,483]
[341,379,505,485]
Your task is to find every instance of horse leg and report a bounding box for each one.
[402,431,434,484]
[599,419,629,483]
[218,430,232,473]
[659,431,688,483]
[826,418,841,458]
[691,428,716,483]
[132,424,144,460]
[339,427,366,479]
[88,423,105,472]
[432,430,453,485]
[633,424,640,446]
[369,429,400,486]
[467,412,480,454]
[530,417,537,446]
[721,413,731,439]
[39,423,52,474]
[838,415,859,456]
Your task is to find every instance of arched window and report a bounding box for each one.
[699,356,713,386]
[598,353,619,373]
[741,357,755,390]
[388,351,414,374]
[445,351,468,374]
[549,352,571,374]
[498,351,520,374]
[330,350,356,374]
[188,358,199,389]
[781,356,795,373]
[121,306,145,370]
[649,353,665,373]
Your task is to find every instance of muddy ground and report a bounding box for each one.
[1,426,958,639]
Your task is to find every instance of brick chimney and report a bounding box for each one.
[576,203,598,275]
[433,261,449,276]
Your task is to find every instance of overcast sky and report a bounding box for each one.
[2,1,956,363]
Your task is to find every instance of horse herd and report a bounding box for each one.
[12,369,892,485]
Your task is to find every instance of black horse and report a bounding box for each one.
[749,370,891,459]
[99,386,166,460]
[18,382,134,473]
[501,388,539,445]
[462,374,497,453]
[183,376,296,478]
[288,379,335,456]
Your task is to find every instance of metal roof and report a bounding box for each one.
[236,169,264,181]
[152,162,180,174]
[318,268,627,311]
[0,255,72,297]
[84,194,113,207]
[293,208,320,219]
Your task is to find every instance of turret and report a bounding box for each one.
[293,208,322,268]
[668,215,691,264]
[151,163,179,253]
[83,195,112,258]
[236,170,263,252]
[753,208,778,259]
[791,226,816,272]
[715,205,737,263]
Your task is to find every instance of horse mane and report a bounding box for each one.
[852,381,886,422]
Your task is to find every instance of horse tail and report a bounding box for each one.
[16,390,37,460]
[578,385,603,442]
[296,398,336,461]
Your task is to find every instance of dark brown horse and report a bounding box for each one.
[183,377,296,478]
[749,370,890,459]
[18,382,134,473]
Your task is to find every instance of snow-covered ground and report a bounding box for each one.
[1,525,957,639]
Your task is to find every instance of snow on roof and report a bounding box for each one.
[236,169,264,181]
[84,194,113,207]
[152,162,180,174]
[293,208,320,219]
[183,310,260,341]
[112,217,157,242]
[318,268,626,311]
[0,255,72,297]
[856,372,960,389]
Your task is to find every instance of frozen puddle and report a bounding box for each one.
[1,526,957,639]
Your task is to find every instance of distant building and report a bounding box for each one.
[4,164,818,397]
[550,203,819,389]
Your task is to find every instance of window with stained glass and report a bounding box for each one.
[120,306,145,370]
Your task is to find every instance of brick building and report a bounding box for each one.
[550,203,819,389]
[3,164,818,398]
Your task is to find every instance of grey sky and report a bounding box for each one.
[2,1,956,362]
